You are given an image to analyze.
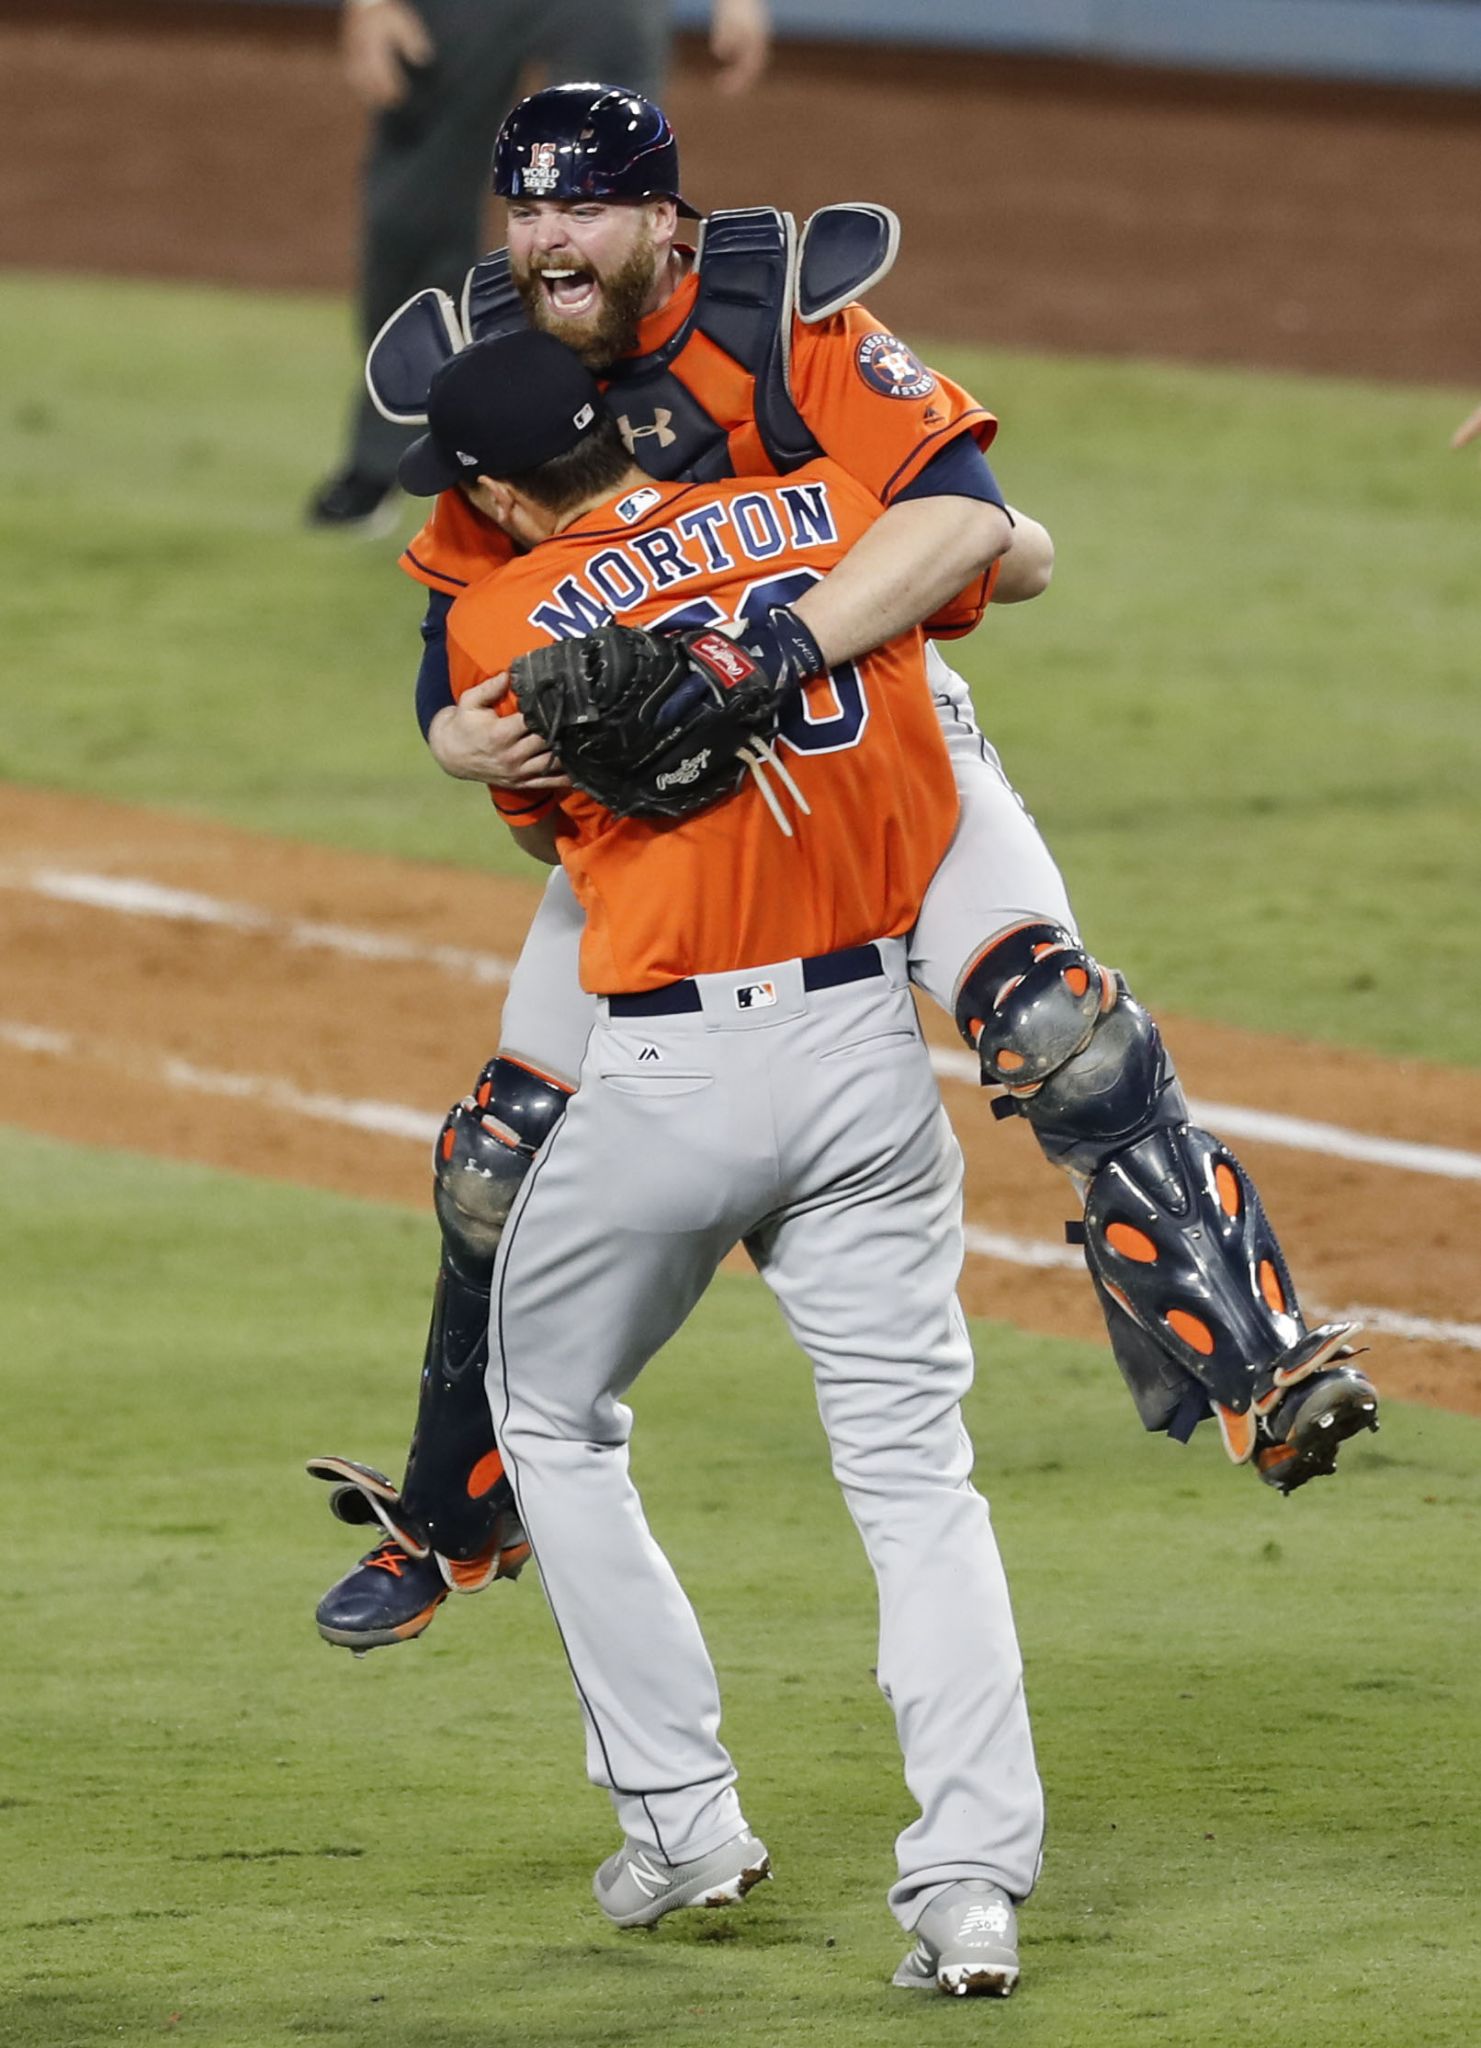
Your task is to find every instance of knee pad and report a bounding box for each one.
[433,1055,571,1277]
[403,1056,571,1556]
[955,921,1117,1093]
[957,923,1186,1180]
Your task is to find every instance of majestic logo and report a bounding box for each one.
[689,632,756,687]
[523,142,561,196]
[735,981,778,1010]
[855,332,936,401]
[618,409,678,451]
[636,1044,661,1062]
[615,486,662,524]
[656,749,711,789]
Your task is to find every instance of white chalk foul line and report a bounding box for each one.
[2,1019,1477,1356]
[10,866,519,987]
[8,865,1481,1184]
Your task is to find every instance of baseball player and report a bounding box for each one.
[408,326,1041,1993]
[310,83,1378,1653]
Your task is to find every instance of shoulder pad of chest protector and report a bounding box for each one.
[461,247,532,348]
[365,286,468,426]
[796,203,900,322]
[691,206,819,471]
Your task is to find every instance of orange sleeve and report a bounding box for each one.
[398,487,517,597]
[445,588,559,829]
[788,305,997,506]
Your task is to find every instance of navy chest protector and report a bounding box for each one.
[366,204,899,484]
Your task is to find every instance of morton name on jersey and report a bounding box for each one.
[445,461,962,994]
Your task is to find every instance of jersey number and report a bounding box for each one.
[657,571,869,756]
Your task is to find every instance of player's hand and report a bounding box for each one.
[428,678,572,791]
[709,0,772,95]
[340,0,434,111]
[1451,403,1481,455]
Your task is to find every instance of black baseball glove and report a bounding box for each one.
[510,620,799,820]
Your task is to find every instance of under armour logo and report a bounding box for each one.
[618,409,677,451]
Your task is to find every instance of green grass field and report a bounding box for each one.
[1,272,1478,2044]
[3,1128,1477,2048]
[0,271,1477,1060]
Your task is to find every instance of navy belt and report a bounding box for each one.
[608,943,884,1017]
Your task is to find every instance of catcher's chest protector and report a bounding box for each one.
[463,209,825,484]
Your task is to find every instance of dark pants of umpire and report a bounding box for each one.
[341,0,670,485]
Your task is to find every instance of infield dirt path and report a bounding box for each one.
[2,784,1477,1418]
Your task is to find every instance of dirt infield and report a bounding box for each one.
[2,785,1476,1420]
[1,0,1479,381]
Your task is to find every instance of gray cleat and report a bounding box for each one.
[593,1829,772,1929]
[893,1879,1020,1997]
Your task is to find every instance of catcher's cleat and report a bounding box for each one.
[315,1539,448,1651]
[314,1521,531,1652]
[1254,1363,1380,1494]
[593,1830,772,1930]
[892,1880,1020,1998]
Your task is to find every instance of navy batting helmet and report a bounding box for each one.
[491,83,698,216]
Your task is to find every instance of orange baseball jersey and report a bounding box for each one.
[444,460,960,994]
[401,266,996,634]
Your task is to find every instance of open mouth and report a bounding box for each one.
[540,267,599,320]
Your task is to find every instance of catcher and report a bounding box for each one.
[309,83,1378,1657]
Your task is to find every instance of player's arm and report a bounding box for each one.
[504,809,566,866]
[992,507,1054,605]
[782,316,1021,664]
[416,593,571,790]
[787,448,1013,667]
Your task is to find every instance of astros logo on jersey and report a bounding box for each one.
[855,332,936,401]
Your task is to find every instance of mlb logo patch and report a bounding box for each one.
[735,981,778,1010]
[615,486,662,524]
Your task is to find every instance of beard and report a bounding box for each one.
[512,226,661,371]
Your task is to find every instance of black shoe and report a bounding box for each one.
[305,468,401,537]
[315,1538,448,1651]
[1256,1365,1380,1493]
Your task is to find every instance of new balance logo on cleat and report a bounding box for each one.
[623,1851,670,1899]
[959,1900,1012,1938]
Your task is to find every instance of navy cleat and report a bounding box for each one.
[315,1538,449,1651]
[1255,1364,1380,1494]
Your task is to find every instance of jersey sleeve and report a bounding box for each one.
[788,303,997,506]
[445,594,559,828]
[399,487,517,597]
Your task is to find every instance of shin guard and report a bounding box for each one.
[956,925,1363,1455]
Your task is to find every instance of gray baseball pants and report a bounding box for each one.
[488,938,1045,1925]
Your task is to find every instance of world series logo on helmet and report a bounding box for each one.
[523,143,561,195]
[854,333,936,401]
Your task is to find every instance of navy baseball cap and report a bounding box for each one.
[397,332,606,497]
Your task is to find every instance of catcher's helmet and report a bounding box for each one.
[491,83,698,216]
